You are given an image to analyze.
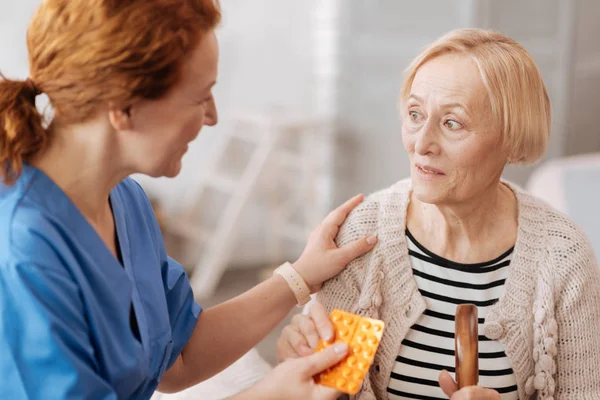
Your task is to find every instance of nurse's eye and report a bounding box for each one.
[197,93,213,105]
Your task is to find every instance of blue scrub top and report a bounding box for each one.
[0,165,202,399]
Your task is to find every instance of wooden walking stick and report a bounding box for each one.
[455,304,479,388]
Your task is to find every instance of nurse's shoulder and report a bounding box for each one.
[0,168,76,271]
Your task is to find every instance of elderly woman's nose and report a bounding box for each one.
[414,121,439,155]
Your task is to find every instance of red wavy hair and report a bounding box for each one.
[0,0,221,185]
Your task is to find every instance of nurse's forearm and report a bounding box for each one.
[175,273,296,390]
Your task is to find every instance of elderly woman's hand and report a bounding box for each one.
[292,194,377,292]
[439,370,500,400]
[276,302,334,363]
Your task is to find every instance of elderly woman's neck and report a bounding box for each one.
[30,119,132,224]
[407,182,518,263]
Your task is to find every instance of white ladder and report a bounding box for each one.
[165,113,327,300]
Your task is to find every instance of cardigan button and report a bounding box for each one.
[484,321,504,340]
[405,304,413,318]
[358,296,371,310]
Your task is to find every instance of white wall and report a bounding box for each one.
[0,0,319,207]
[332,0,582,202]
[137,0,324,267]
[0,2,38,78]
[3,0,600,271]
[1,0,323,268]
[333,0,477,203]
[136,0,319,210]
[565,0,600,156]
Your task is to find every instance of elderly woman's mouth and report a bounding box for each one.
[415,163,445,177]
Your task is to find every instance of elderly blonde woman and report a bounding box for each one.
[276,28,600,400]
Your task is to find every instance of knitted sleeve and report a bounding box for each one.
[317,194,382,316]
[552,216,600,399]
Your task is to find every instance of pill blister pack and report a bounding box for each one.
[314,309,385,395]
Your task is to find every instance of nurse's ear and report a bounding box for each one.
[108,102,133,132]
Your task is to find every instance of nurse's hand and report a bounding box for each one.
[293,194,377,292]
[246,342,349,400]
[438,370,500,400]
[276,301,333,363]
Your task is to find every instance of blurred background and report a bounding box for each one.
[2,0,600,368]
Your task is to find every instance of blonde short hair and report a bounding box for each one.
[400,28,551,164]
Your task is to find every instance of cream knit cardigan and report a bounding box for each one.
[317,179,600,400]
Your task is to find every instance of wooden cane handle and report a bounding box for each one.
[455,304,479,388]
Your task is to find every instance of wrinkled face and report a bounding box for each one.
[401,54,508,205]
[121,31,219,178]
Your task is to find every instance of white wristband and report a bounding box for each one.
[273,262,311,307]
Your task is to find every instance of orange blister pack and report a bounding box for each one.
[313,309,385,395]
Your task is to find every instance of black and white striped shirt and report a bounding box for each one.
[387,230,518,400]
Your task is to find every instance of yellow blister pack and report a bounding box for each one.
[313,309,385,395]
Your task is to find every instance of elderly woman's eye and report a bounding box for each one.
[409,111,421,121]
[444,120,462,130]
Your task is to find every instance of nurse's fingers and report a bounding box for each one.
[303,342,349,376]
[334,235,378,266]
[321,194,364,238]
[314,385,342,400]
